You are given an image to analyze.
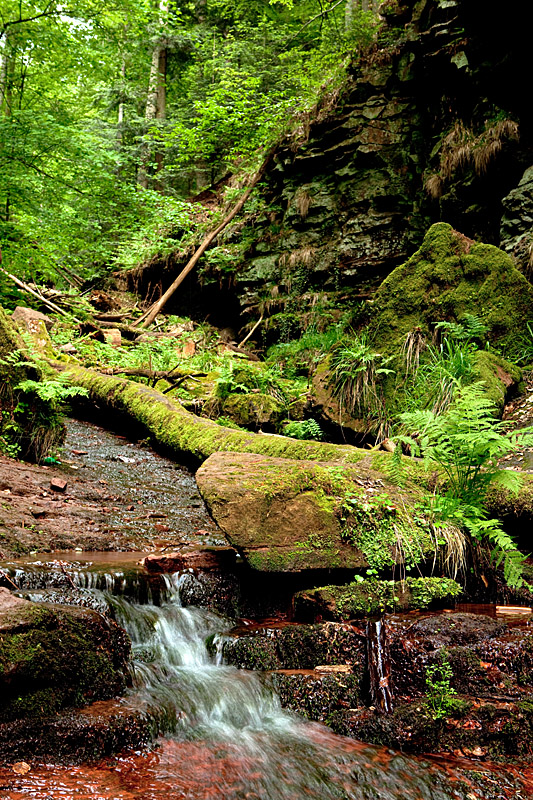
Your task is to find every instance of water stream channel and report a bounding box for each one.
[1,420,532,799]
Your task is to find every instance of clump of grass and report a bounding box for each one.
[329,334,395,418]
[425,117,519,198]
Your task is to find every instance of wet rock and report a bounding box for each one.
[142,546,237,573]
[0,697,154,763]
[268,670,363,725]
[15,587,111,615]
[0,589,130,722]
[408,613,507,647]
[177,570,241,618]
[217,621,365,673]
[335,698,533,760]
[196,451,435,572]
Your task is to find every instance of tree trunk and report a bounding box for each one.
[137,0,168,189]
[345,0,359,32]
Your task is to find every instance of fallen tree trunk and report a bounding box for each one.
[136,150,276,329]
[56,363,370,465]
[55,363,533,522]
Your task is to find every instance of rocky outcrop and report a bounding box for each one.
[125,0,532,342]
[0,588,130,722]
[196,451,435,572]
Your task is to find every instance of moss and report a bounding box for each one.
[471,350,523,412]
[0,305,64,461]
[56,364,533,534]
[370,223,533,356]
[0,600,130,721]
[222,392,284,427]
[294,577,463,620]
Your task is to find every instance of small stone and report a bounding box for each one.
[11,761,31,775]
[50,478,67,493]
[12,306,53,332]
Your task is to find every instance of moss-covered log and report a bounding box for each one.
[57,363,370,465]
[58,363,533,525]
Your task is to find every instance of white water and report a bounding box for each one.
[99,574,485,800]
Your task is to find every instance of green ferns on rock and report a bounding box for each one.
[391,383,533,588]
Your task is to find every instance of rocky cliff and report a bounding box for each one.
[128,0,532,337]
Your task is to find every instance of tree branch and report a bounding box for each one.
[281,0,346,48]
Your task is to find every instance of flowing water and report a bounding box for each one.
[2,421,533,798]
[3,574,531,800]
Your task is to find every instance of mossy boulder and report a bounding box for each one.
[294,577,463,621]
[310,224,526,432]
[196,451,436,572]
[221,392,285,429]
[369,222,533,355]
[0,588,130,721]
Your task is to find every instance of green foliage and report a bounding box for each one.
[391,382,533,587]
[267,319,347,378]
[15,379,88,406]
[0,0,382,283]
[282,419,323,441]
[401,315,487,416]
[424,650,457,721]
[329,333,394,420]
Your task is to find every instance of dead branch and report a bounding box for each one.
[238,315,264,348]
[135,147,276,329]
[106,367,206,383]
[0,267,82,323]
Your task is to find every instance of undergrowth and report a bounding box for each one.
[389,382,533,588]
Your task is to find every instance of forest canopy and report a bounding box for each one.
[0,0,379,295]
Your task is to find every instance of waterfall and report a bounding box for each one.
[367,617,393,714]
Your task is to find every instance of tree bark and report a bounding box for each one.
[137,0,168,189]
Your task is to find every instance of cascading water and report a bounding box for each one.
[21,573,514,800]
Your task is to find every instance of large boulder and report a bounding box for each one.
[369,222,533,357]
[0,588,130,721]
[196,451,436,572]
[311,224,526,432]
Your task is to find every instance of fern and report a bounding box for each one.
[389,383,533,588]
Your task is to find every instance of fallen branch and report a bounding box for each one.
[136,148,276,329]
[107,367,206,383]
[1,267,82,323]
[238,315,263,349]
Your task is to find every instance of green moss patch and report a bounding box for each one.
[294,577,463,621]
[0,593,130,720]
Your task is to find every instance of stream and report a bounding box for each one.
[1,420,533,799]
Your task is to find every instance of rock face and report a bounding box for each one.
[0,588,130,721]
[196,451,435,572]
[125,0,532,340]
